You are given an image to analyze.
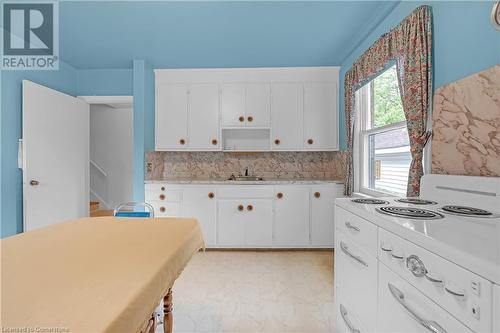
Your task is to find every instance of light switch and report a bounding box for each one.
[471,305,480,320]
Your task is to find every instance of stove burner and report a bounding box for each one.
[351,198,389,205]
[376,206,444,220]
[440,205,495,217]
[395,198,438,205]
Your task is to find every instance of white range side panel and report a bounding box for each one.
[270,82,303,150]
[156,83,188,149]
[494,284,500,333]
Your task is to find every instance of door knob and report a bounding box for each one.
[239,116,245,122]
[238,205,244,211]
[208,192,215,199]
[247,204,253,211]
[211,139,218,145]
[314,192,321,198]
[30,180,39,186]
[277,192,283,199]
[307,139,314,145]
[179,139,186,145]
[247,116,253,122]
[274,139,280,145]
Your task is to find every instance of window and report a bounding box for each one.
[355,65,411,196]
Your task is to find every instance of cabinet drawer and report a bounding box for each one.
[378,228,492,333]
[217,187,274,199]
[147,201,181,217]
[336,288,370,333]
[336,230,378,329]
[145,189,182,202]
[378,263,473,333]
[335,206,377,255]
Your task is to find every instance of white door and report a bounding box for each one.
[22,80,89,231]
[218,199,245,246]
[245,83,270,127]
[244,199,273,246]
[188,83,220,150]
[182,188,217,246]
[274,187,310,246]
[310,186,335,246]
[221,83,245,127]
[304,82,338,149]
[156,83,188,149]
[271,82,303,150]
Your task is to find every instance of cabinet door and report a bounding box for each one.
[274,187,310,246]
[182,188,217,246]
[310,186,335,246]
[156,84,188,149]
[221,84,245,127]
[245,83,270,127]
[188,83,220,149]
[271,82,303,150]
[218,200,245,246]
[244,199,273,246]
[304,82,338,150]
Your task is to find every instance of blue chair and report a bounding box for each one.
[113,202,155,218]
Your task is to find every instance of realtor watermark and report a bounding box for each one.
[1,0,59,70]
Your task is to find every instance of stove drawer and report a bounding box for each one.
[336,230,377,329]
[378,228,493,333]
[335,206,378,256]
[336,287,370,333]
[379,262,473,333]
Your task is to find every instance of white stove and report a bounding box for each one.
[334,175,500,333]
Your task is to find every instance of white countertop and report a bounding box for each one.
[336,197,500,285]
[145,179,344,185]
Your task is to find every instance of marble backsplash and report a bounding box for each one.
[145,151,348,181]
[432,65,500,177]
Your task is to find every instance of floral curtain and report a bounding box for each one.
[344,5,433,197]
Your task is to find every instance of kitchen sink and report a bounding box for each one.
[227,175,264,181]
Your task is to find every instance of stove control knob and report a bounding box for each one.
[406,255,427,277]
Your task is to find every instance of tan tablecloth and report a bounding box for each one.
[1,217,204,332]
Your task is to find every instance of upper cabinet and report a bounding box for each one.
[221,83,271,128]
[155,67,339,152]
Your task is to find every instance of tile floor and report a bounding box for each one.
[158,250,335,332]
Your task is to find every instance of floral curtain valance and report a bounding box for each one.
[344,5,433,197]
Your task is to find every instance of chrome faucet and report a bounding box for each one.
[245,167,249,177]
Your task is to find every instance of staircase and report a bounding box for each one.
[89,201,113,217]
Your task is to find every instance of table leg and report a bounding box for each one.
[163,288,173,333]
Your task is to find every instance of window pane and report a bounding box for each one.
[371,65,405,128]
[367,127,411,196]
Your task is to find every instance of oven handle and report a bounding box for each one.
[388,283,448,333]
[340,241,368,267]
[340,304,361,333]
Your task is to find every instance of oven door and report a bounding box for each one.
[378,263,473,333]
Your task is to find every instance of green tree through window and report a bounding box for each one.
[372,65,405,127]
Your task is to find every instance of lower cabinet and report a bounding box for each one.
[145,183,343,248]
[218,199,273,247]
[274,187,310,246]
[181,188,217,247]
[311,186,338,246]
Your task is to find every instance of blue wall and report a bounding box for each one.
[1,62,78,237]
[77,69,133,96]
[338,1,500,149]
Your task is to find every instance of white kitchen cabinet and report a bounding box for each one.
[188,84,220,149]
[155,83,188,149]
[156,83,219,150]
[218,200,245,246]
[218,199,273,247]
[182,187,217,246]
[310,186,337,246]
[221,83,270,128]
[274,187,310,246]
[271,82,303,150]
[303,82,338,150]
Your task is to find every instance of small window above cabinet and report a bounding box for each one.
[221,83,270,128]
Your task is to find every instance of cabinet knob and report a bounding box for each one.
[211,139,218,145]
[247,116,253,122]
[274,139,280,145]
[247,204,253,211]
[160,186,166,191]
[159,194,166,200]
[30,180,40,186]
[277,192,283,199]
[238,204,244,211]
[239,116,245,122]
[208,192,215,199]
[307,139,314,145]
[179,139,186,145]
[314,192,321,198]
[159,207,166,213]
